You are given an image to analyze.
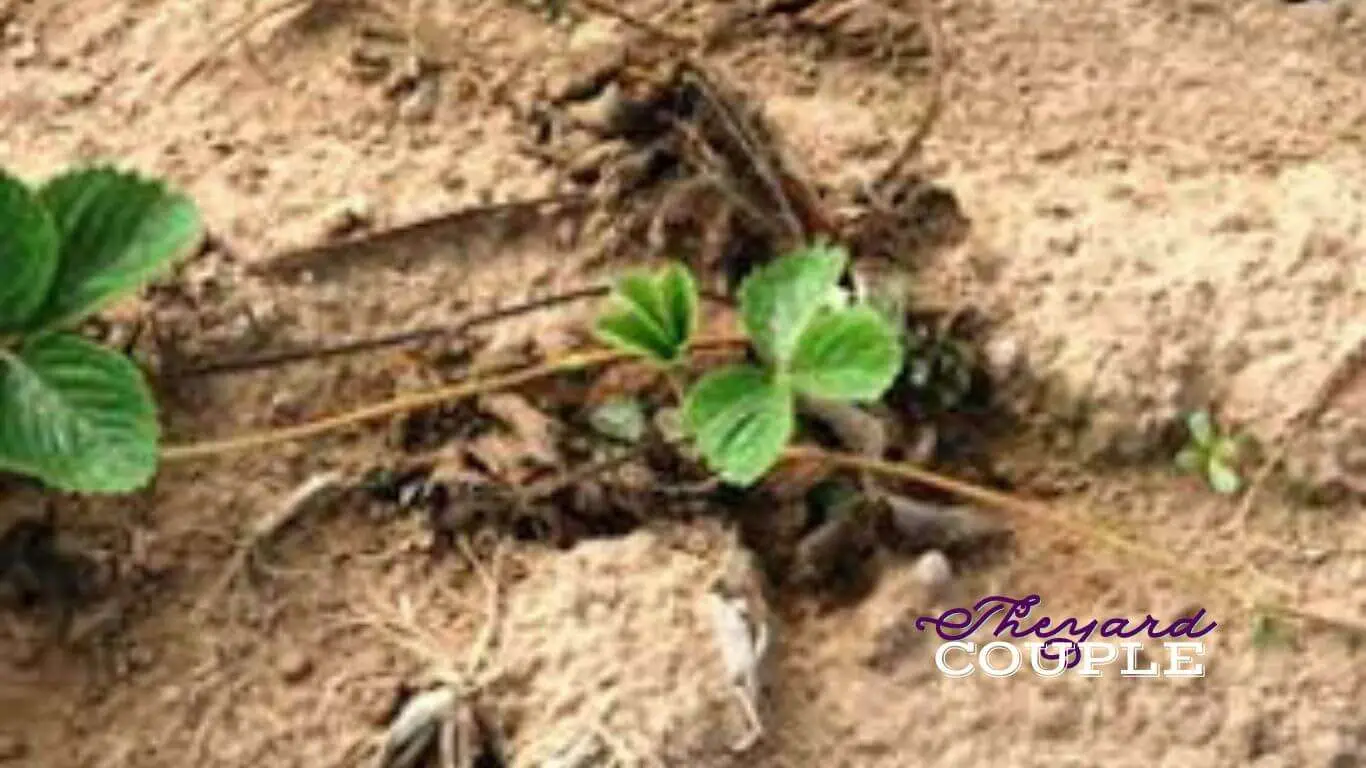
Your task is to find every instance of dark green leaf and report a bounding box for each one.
[32,167,202,331]
[738,244,847,367]
[0,333,159,492]
[0,169,59,332]
[683,365,794,486]
[788,306,903,402]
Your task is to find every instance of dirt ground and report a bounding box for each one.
[2,0,1365,766]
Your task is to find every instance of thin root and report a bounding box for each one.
[193,470,348,619]
[457,537,503,683]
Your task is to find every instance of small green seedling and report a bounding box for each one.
[1175,410,1245,495]
[0,166,202,493]
[1250,611,1293,651]
[595,244,904,486]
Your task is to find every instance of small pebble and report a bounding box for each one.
[983,335,1023,380]
[398,77,438,124]
[910,550,953,598]
[9,36,38,66]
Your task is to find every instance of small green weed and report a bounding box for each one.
[594,243,904,485]
[0,166,202,493]
[1175,410,1246,495]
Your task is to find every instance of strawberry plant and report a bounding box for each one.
[1175,410,1245,495]
[0,166,202,493]
[595,244,904,485]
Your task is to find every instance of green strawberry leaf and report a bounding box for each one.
[1174,446,1204,474]
[683,364,794,486]
[596,305,677,361]
[0,333,159,493]
[657,262,698,351]
[1211,436,1241,464]
[31,167,202,332]
[616,273,672,339]
[1186,410,1215,446]
[788,306,904,402]
[0,169,60,332]
[594,262,698,364]
[738,243,848,368]
[1206,459,1242,495]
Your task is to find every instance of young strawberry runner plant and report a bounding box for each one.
[0,167,202,493]
[1175,410,1247,495]
[594,243,904,485]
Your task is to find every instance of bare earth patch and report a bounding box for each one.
[2,0,1365,767]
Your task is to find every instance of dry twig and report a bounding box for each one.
[254,194,588,277]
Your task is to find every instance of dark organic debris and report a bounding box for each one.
[877,494,1010,559]
[0,516,100,637]
[532,25,966,294]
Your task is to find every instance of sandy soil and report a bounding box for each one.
[1,0,1365,766]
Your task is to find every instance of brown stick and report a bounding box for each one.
[571,0,698,48]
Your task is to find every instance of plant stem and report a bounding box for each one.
[159,337,748,462]
[663,366,688,406]
[160,349,627,462]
